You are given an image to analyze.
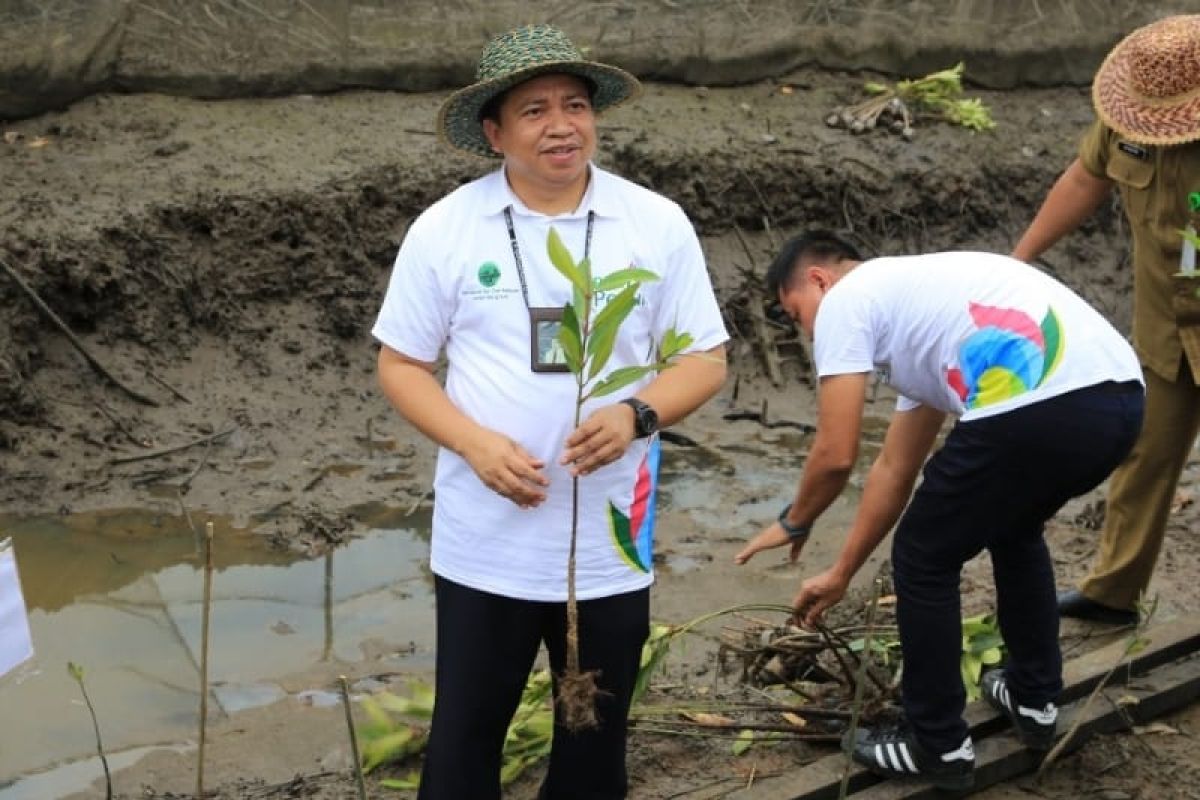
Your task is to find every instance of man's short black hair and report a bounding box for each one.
[765,230,863,296]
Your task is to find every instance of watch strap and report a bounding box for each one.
[777,503,812,541]
[620,397,657,438]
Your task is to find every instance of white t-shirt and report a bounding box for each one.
[372,166,728,601]
[813,252,1142,421]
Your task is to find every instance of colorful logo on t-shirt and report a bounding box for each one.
[946,302,1064,409]
[477,261,500,287]
[608,439,659,573]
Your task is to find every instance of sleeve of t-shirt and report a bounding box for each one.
[812,288,876,378]
[1077,119,1111,179]
[651,205,729,354]
[370,212,451,362]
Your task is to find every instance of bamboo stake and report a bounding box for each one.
[197,521,215,798]
[339,675,369,800]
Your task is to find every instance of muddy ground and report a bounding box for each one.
[3,61,1200,799]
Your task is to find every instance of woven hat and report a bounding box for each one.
[438,24,641,158]
[1093,15,1200,146]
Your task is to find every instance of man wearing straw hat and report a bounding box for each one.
[372,24,728,799]
[1013,15,1200,627]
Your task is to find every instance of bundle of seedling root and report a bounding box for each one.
[826,62,995,138]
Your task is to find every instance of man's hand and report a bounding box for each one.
[460,428,549,508]
[793,569,849,628]
[560,403,636,476]
[734,522,806,565]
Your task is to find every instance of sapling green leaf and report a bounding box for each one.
[585,366,659,400]
[594,268,660,292]
[559,304,583,372]
[587,284,640,380]
[588,284,640,353]
[548,229,588,292]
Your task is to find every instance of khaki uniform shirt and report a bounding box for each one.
[1079,120,1200,383]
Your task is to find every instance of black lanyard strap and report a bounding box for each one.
[503,205,595,309]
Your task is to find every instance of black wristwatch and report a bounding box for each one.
[620,398,659,439]
[777,503,812,541]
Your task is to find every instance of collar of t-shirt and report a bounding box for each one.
[481,163,616,221]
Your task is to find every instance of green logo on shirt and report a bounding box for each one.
[478,261,501,287]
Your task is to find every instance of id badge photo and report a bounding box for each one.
[529,307,571,373]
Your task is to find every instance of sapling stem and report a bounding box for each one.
[67,661,112,800]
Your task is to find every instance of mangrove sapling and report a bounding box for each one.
[67,661,113,800]
[544,226,694,730]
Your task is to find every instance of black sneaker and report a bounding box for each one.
[982,670,1057,750]
[846,723,975,792]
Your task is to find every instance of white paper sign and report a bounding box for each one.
[0,538,34,679]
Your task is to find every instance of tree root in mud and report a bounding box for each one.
[0,256,161,408]
[716,613,900,728]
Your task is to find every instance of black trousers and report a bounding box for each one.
[892,382,1143,753]
[418,575,650,800]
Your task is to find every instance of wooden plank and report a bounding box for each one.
[735,618,1200,800]
[850,652,1200,799]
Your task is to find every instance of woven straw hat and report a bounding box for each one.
[1093,15,1200,146]
[438,25,641,158]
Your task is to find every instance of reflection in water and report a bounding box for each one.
[0,506,434,792]
[0,428,884,795]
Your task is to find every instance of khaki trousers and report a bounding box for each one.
[1080,364,1200,609]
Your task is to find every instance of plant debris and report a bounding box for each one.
[826,63,995,138]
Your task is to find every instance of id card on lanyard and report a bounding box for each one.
[503,206,594,373]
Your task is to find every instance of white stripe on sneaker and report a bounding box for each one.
[993,680,1012,710]
[942,736,975,762]
[875,742,917,774]
[895,742,918,773]
[1018,703,1058,725]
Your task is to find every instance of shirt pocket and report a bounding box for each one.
[1105,150,1156,227]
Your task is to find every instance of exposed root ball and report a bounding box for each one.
[556,669,601,732]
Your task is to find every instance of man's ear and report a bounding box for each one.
[807,264,831,292]
[482,118,503,155]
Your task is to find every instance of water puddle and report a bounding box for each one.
[0,505,433,791]
[0,431,885,793]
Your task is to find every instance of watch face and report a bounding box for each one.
[637,403,658,436]
[624,398,657,438]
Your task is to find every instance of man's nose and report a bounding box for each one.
[545,106,573,133]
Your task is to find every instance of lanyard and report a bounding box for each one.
[502,205,595,309]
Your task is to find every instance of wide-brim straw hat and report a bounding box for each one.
[1093,14,1200,146]
[438,24,642,158]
